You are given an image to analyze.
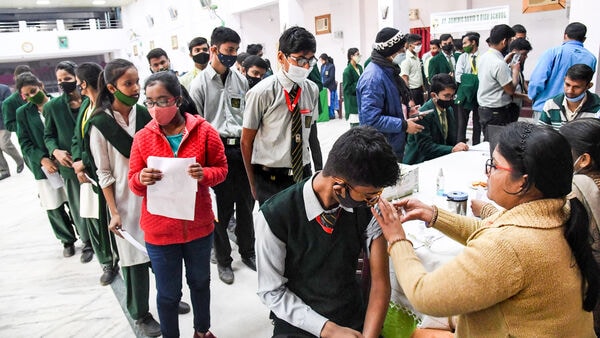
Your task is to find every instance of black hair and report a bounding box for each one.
[347,47,359,64]
[242,55,269,70]
[188,37,208,52]
[439,34,453,42]
[278,26,316,55]
[144,71,198,116]
[322,126,399,188]
[565,22,587,42]
[236,52,249,64]
[566,64,594,84]
[512,24,527,34]
[498,122,598,311]
[246,43,263,55]
[429,39,441,48]
[75,62,103,90]
[508,38,532,52]
[319,53,329,61]
[14,65,32,77]
[405,34,422,45]
[463,32,480,46]
[430,73,457,94]
[560,118,600,172]
[15,72,42,92]
[146,48,169,62]
[210,26,241,46]
[453,39,463,51]
[488,24,515,44]
[94,58,136,116]
[55,60,77,75]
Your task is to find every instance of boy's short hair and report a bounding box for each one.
[278,26,316,55]
[322,126,399,188]
[566,64,594,84]
[430,73,457,94]
[210,27,241,46]
[146,48,169,62]
[243,55,269,70]
[247,44,263,55]
[188,37,208,52]
[487,24,515,44]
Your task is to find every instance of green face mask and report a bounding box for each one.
[463,45,473,54]
[113,89,138,107]
[28,89,46,105]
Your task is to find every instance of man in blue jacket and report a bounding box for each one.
[528,22,597,122]
[357,27,423,161]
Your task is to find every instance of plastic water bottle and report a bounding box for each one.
[436,168,445,196]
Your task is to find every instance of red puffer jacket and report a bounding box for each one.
[129,113,227,245]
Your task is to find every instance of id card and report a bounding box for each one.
[231,97,241,109]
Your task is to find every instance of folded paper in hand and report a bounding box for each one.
[147,156,197,220]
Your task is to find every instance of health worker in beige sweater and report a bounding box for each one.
[373,122,598,337]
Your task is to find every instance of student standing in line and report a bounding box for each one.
[320,53,339,119]
[44,61,93,264]
[87,59,160,336]
[190,27,256,285]
[0,83,24,180]
[15,72,76,257]
[3,65,32,134]
[130,71,227,338]
[342,48,363,127]
[179,37,210,92]
[71,62,119,285]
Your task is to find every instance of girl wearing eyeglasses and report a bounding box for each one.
[129,71,227,338]
[374,122,597,336]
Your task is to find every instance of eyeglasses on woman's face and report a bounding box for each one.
[485,158,513,175]
[143,96,177,108]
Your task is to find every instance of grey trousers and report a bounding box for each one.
[0,129,23,175]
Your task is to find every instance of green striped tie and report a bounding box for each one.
[290,85,303,182]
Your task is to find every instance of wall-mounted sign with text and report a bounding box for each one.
[431,6,509,36]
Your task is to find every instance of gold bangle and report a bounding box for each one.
[387,237,413,255]
[426,205,438,228]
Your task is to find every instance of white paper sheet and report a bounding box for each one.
[41,166,64,189]
[146,156,197,220]
[79,182,99,219]
[118,229,148,255]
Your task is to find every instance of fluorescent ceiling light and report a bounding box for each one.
[36,0,50,4]
[92,0,106,4]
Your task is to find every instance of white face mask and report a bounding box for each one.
[573,155,584,174]
[392,52,406,65]
[414,45,422,53]
[284,63,311,84]
[352,55,361,63]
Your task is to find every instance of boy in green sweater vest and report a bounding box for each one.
[256,126,400,338]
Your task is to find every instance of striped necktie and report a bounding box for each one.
[317,209,340,234]
[288,85,304,182]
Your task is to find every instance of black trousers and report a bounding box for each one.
[308,123,323,171]
[456,103,481,145]
[253,164,312,206]
[478,106,512,142]
[213,145,256,266]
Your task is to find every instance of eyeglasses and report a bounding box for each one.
[485,158,513,175]
[287,55,318,68]
[335,177,383,207]
[143,97,177,108]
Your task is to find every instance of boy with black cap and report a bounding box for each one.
[357,27,423,162]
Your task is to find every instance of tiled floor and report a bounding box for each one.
[0,117,351,338]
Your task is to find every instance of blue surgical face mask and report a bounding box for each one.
[566,91,586,103]
[392,52,406,65]
[218,53,237,68]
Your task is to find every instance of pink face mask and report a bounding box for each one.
[149,105,179,125]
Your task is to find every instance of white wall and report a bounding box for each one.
[238,5,280,65]
[570,0,600,93]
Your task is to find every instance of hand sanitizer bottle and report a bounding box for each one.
[436,168,445,196]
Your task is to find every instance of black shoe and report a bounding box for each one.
[217,264,234,284]
[136,312,161,337]
[178,301,191,314]
[100,264,118,286]
[63,243,75,257]
[0,173,10,181]
[80,242,94,263]
[16,163,24,174]
[242,256,256,271]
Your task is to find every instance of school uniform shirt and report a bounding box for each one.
[243,69,319,168]
[455,51,479,83]
[476,49,512,108]
[189,63,248,138]
[400,49,424,89]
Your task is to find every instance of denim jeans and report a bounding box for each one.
[146,233,213,338]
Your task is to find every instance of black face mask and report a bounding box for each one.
[501,42,510,56]
[59,81,77,93]
[441,44,454,53]
[334,184,369,209]
[436,98,453,109]
[246,75,262,89]
[192,52,210,65]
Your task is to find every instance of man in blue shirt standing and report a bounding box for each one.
[528,22,597,122]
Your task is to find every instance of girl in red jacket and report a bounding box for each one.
[129,71,227,338]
